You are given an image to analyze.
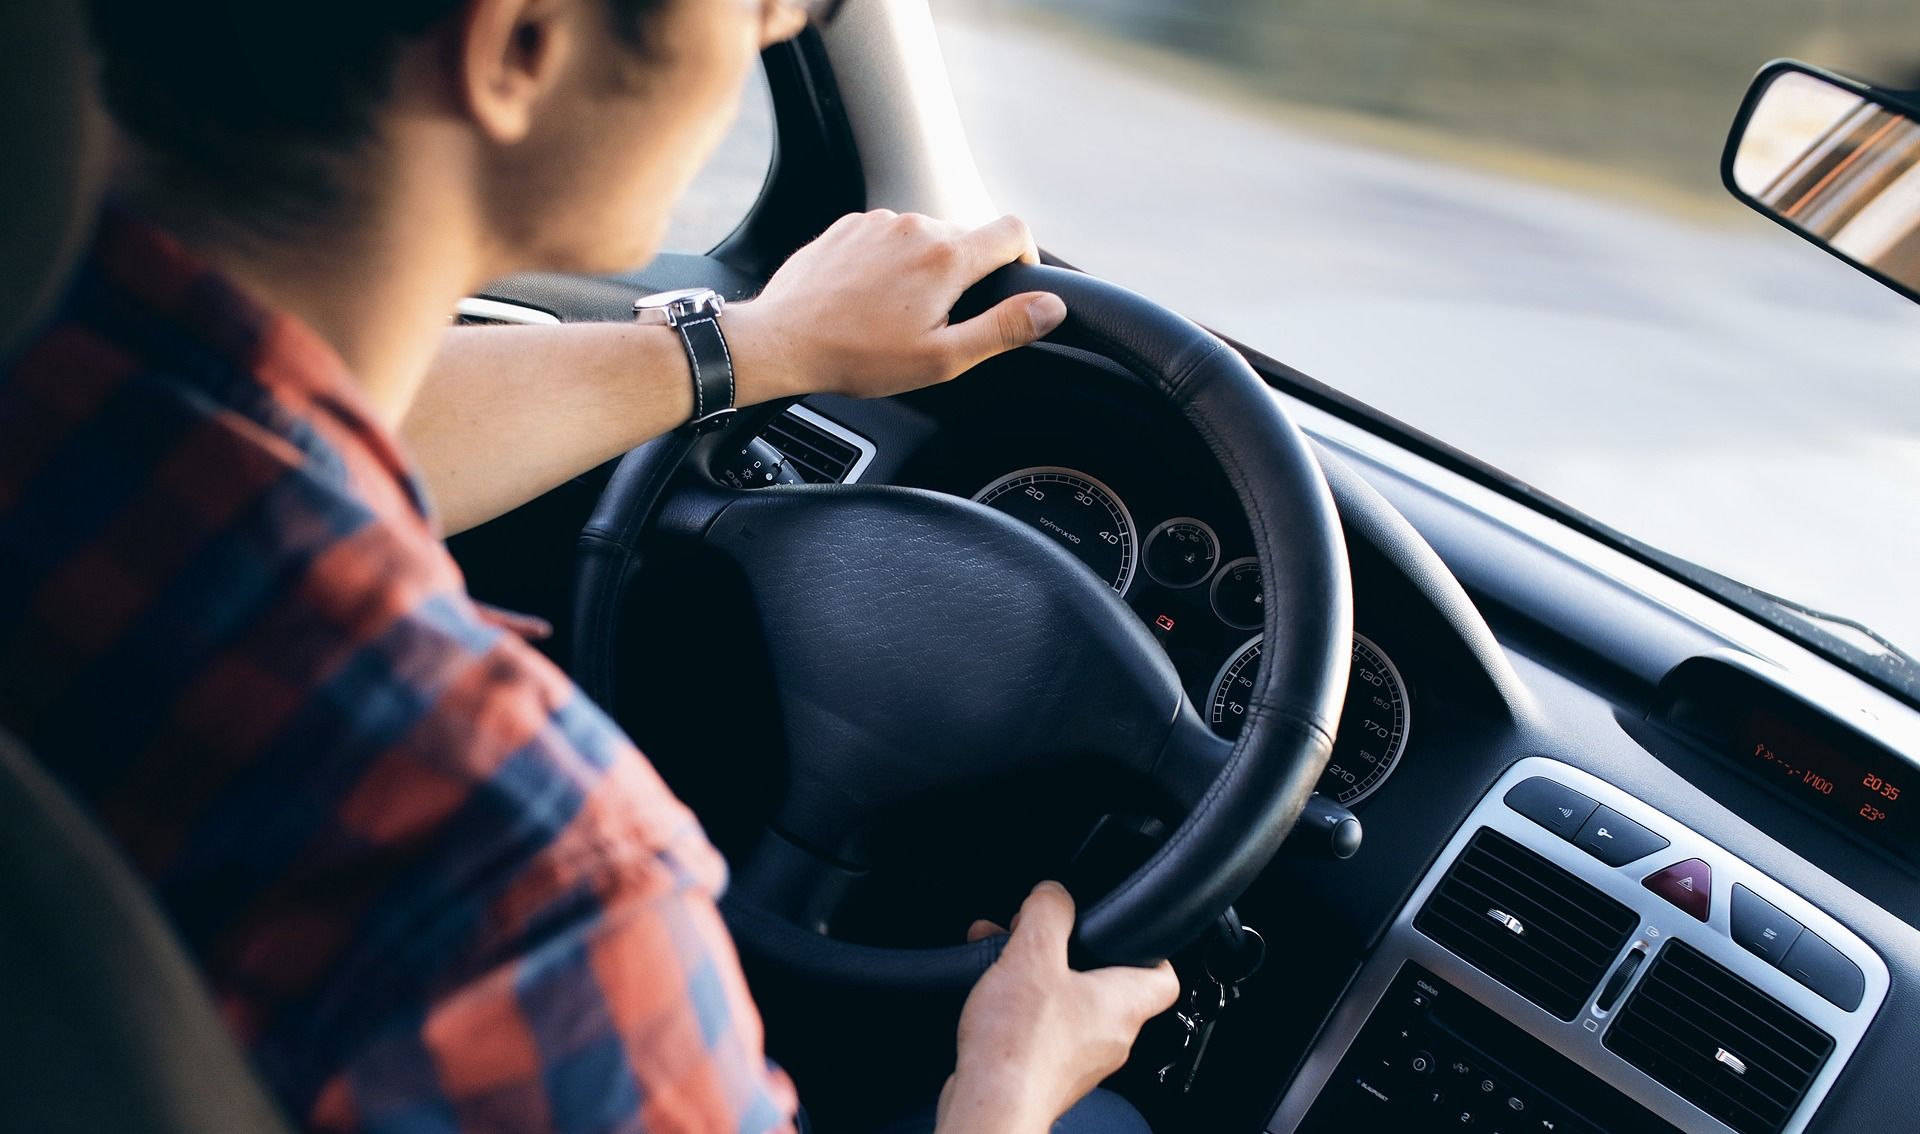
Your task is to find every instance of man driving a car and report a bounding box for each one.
[0,0,1178,1131]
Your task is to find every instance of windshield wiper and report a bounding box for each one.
[1743,587,1920,673]
[1567,527,1920,693]
[1618,537,1920,677]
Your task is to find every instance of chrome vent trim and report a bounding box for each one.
[454,297,562,326]
[1606,940,1833,1134]
[1415,826,1638,1020]
[760,404,876,484]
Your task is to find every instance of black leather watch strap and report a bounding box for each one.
[676,313,736,433]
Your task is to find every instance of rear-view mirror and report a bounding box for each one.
[1724,60,1920,303]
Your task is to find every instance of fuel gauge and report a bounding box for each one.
[1210,557,1265,630]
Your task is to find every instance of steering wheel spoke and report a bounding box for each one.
[1145,702,1237,812]
[732,827,867,936]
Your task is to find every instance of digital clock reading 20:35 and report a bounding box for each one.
[1738,705,1915,854]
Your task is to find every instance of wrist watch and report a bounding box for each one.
[633,287,736,433]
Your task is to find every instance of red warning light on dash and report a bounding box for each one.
[1153,614,1177,632]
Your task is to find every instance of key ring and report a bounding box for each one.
[1204,925,1267,991]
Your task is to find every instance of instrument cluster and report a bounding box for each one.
[973,464,1412,807]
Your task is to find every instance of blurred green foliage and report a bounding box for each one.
[1012,0,1920,196]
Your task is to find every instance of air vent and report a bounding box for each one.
[1415,827,1637,1020]
[1605,940,1833,1134]
[454,297,561,327]
[759,405,874,483]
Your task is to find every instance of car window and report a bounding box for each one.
[931,0,1920,655]
[660,64,775,254]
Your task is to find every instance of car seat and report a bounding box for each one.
[0,3,295,1131]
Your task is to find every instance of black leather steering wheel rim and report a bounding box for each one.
[574,264,1351,989]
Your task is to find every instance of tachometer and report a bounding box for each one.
[1206,632,1411,806]
[973,467,1138,593]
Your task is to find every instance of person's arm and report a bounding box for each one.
[406,211,1067,536]
[937,883,1180,1133]
[307,741,803,1134]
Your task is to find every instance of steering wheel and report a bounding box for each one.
[573,264,1351,989]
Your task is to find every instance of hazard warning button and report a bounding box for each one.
[1643,858,1712,922]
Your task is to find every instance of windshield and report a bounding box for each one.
[930,0,1920,656]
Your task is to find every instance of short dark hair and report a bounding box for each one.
[87,1,665,229]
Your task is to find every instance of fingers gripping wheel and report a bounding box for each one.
[572,265,1351,988]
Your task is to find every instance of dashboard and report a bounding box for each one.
[756,342,1920,1134]
[1272,758,1888,1134]
[453,278,1920,1134]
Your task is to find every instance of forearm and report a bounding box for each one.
[405,309,798,535]
[405,211,1060,535]
[933,1070,1053,1134]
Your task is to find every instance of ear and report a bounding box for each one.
[761,6,808,48]
[457,0,574,144]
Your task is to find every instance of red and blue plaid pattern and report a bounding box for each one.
[0,214,798,1133]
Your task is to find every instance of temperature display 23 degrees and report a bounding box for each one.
[1737,705,1917,851]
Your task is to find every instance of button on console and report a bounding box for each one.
[1730,884,1802,965]
[1642,858,1712,921]
[1573,806,1669,866]
[1504,777,1599,840]
[1782,929,1865,1011]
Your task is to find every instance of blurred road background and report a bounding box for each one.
[677,1,1920,655]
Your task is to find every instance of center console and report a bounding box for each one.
[1269,758,1888,1134]
[1295,961,1677,1133]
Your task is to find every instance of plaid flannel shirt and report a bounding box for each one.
[0,213,798,1134]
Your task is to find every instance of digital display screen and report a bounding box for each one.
[1734,705,1918,854]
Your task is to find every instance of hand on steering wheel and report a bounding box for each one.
[940,882,1179,1132]
[724,210,1067,404]
[574,263,1351,991]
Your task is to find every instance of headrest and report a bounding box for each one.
[1,2,106,361]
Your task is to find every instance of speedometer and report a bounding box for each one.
[1206,632,1411,806]
[973,467,1139,593]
